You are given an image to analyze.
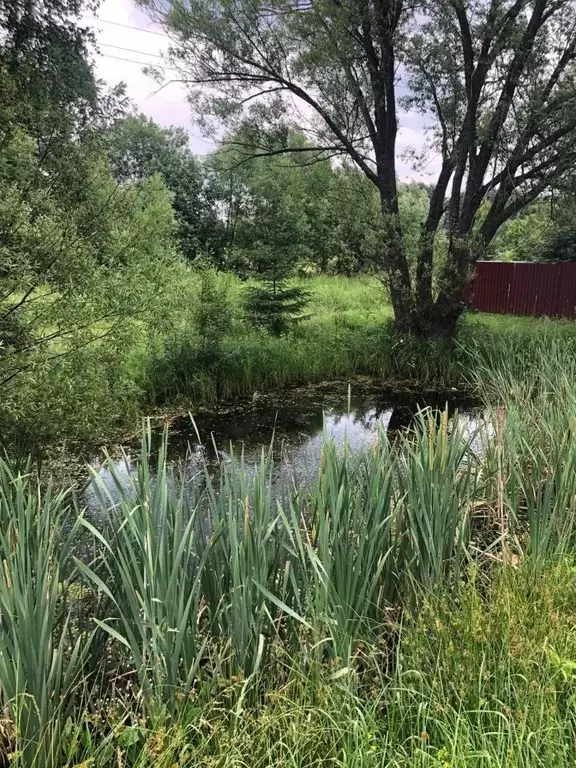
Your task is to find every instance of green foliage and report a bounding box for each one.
[140,0,576,335]
[398,182,432,267]
[245,282,310,335]
[210,135,432,277]
[6,337,576,763]
[78,433,207,710]
[325,164,385,275]
[216,134,312,272]
[489,196,576,262]
[539,228,576,262]
[144,275,391,405]
[0,0,98,131]
[143,271,576,413]
[194,267,233,354]
[6,0,576,761]
[213,141,312,333]
[0,124,179,446]
[76,559,575,767]
[106,114,222,261]
[0,460,89,766]
[489,201,554,261]
[389,560,576,767]
[0,0,184,450]
[468,334,576,559]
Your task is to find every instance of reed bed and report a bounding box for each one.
[2,335,576,765]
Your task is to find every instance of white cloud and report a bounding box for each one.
[84,0,216,153]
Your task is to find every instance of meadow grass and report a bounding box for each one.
[143,272,576,407]
[143,274,396,405]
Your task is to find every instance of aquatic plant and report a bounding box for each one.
[0,460,89,767]
[4,336,576,763]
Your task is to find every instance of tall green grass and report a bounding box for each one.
[3,331,576,764]
[76,432,208,709]
[145,283,576,410]
[0,461,90,766]
[387,560,576,767]
[470,337,576,559]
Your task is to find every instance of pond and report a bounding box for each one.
[84,379,484,511]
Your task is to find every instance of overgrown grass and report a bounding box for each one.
[143,272,576,408]
[4,276,576,764]
[143,274,396,405]
[68,561,574,767]
[3,335,576,765]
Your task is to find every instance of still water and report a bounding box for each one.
[85,380,483,510]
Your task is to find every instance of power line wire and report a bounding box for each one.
[100,43,166,59]
[100,51,409,89]
[100,53,178,72]
[86,16,169,38]
[91,17,411,91]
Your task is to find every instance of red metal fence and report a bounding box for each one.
[469,261,576,319]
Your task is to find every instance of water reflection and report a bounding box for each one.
[85,382,483,510]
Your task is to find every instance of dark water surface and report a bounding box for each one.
[85,379,483,510]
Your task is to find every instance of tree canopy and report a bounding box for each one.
[106,114,222,261]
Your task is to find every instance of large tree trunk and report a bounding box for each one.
[404,303,463,340]
[428,238,472,338]
[386,255,465,340]
[378,190,415,331]
[391,237,471,340]
[421,302,463,339]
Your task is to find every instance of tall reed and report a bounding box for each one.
[0,460,88,766]
[73,410,480,699]
[280,433,398,660]
[396,409,476,589]
[77,429,207,708]
[472,336,576,559]
[198,444,294,676]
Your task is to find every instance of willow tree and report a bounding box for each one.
[140,0,576,336]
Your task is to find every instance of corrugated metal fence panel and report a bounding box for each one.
[509,263,559,316]
[556,263,576,319]
[471,261,576,318]
[472,262,514,314]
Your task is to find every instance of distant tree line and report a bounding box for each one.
[104,112,576,284]
[103,116,437,332]
[104,114,435,275]
[489,195,576,263]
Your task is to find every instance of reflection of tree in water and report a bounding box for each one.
[151,387,478,468]
[349,403,414,434]
[86,385,481,517]
[387,406,416,433]
[348,394,475,437]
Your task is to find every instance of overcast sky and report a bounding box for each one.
[85,0,438,181]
